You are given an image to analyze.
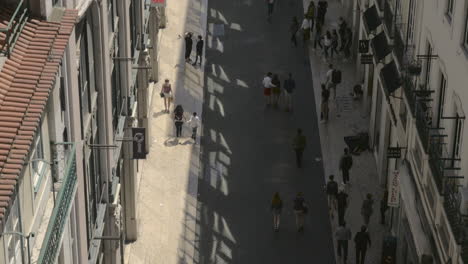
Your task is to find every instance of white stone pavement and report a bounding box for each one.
[304,0,387,263]
[124,0,207,263]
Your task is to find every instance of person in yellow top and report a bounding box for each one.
[292,129,307,168]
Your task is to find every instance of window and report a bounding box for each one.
[446,0,455,19]
[451,114,463,164]
[5,200,22,264]
[423,42,433,90]
[31,129,46,196]
[436,73,446,128]
[111,66,121,130]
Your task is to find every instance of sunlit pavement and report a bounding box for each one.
[195,0,335,263]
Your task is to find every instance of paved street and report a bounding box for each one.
[196,0,335,263]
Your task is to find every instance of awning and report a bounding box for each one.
[372,32,391,61]
[380,61,401,94]
[363,5,381,32]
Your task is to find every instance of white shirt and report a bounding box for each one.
[262,76,276,88]
[188,115,200,128]
[301,18,311,30]
[326,69,334,83]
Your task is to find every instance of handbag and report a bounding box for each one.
[160,92,165,98]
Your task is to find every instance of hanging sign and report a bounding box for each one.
[387,170,400,207]
[151,0,166,7]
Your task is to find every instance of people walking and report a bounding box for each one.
[290,17,300,47]
[267,0,275,21]
[336,185,348,226]
[262,72,276,106]
[320,83,330,123]
[272,74,281,108]
[306,1,316,33]
[173,105,185,138]
[380,190,389,225]
[188,112,201,141]
[326,64,337,99]
[335,221,352,263]
[293,192,308,232]
[283,73,296,111]
[184,32,193,62]
[160,79,173,112]
[271,192,283,231]
[313,20,323,50]
[343,26,353,61]
[326,174,338,218]
[193,35,204,66]
[331,29,339,58]
[339,148,353,184]
[317,0,328,25]
[292,129,307,168]
[361,193,374,226]
[354,225,371,264]
[301,15,311,44]
[322,31,332,60]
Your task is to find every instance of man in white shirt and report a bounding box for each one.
[326,63,337,99]
[188,112,201,141]
[262,72,276,106]
[301,17,311,44]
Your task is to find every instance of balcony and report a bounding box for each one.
[415,99,432,151]
[0,0,29,57]
[35,143,77,264]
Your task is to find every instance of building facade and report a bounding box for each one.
[0,0,161,263]
[358,0,468,263]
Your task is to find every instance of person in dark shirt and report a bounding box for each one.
[336,186,348,226]
[317,0,328,25]
[283,73,296,111]
[184,32,193,62]
[354,225,371,264]
[193,35,204,66]
[321,83,330,122]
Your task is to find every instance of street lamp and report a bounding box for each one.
[0,231,35,264]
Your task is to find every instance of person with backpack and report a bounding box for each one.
[293,192,308,232]
[271,192,283,231]
[187,112,201,141]
[354,225,371,264]
[336,185,348,226]
[339,147,353,184]
[173,105,185,138]
[193,35,204,66]
[283,73,296,111]
[361,193,374,226]
[326,174,338,218]
[326,64,341,100]
[292,129,307,168]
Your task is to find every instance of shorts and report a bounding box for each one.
[272,87,281,94]
[264,87,271,96]
[163,92,171,98]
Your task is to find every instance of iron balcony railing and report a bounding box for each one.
[402,77,416,114]
[0,0,29,57]
[37,143,77,264]
[415,99,432,151]
[428,138,447,193]
[443,178,463,243]
[383,0,394,37]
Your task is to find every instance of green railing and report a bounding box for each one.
[37,144,77,264]
[0,0,29,57]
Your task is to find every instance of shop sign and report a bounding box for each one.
[388,170,400,207]
[151,0,166,7]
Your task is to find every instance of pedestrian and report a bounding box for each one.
[301,15,311,44]
[283,73,296,112]
[267,0,275,20]
[343,26,353,61]
[313,20,323,50]
[321,30,332,60]
[187,112,201,141]
[336,185,348,226]
[339,148,353,184]
[320,83,330,123]
[325,174,338,218]
[271,192,283,231]
[173,105,185,138]
[326,64,336,99]
[193,35,204,66]
[293,192,308,232]
[361,193,374,226]
[335,221,352,263]
[354,225,371,264]
[317,0,328,25]
[290,17,300,47]
[292,129,307,168]
[338,17,348,51]
[331,29,339,58]
[184,32,193,62]
[380,190,389,225]
[262,72,276,106]
[272,74,281,108]
[160,79,173,113]
[351,84,363,100]
[306,1,316,33]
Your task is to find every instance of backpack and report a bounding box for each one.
[332,70,342,84]
[326,181,338,195]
